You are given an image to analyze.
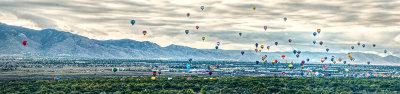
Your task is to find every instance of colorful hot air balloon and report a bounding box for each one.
[142,30,147,36]
[22,41,27,46]
[113,68,118,72]
[196,26,199,30]
[319,41,323,45]
[283,17,287,22]
[231,72,236,77]
[202,37,205,41]
[267,46,270,50]
[217,42,220,46]
[241,51,244,55]
[254,49,258,52]
[296,54,300,58]
[301,60,305,65]
[152,71,157,76]
[281,55,286,59]
[313,32,317,36]
[185,30,189,34]
[275,42,278,46]
[130,20,135,25]
[313,40,316,44]
[262,56,266,61]
[261,45,264,49]
[317,29,321,33]
[343,61,347,64]
[201,6,204,11]
[264,26,267,31]
[255,43,258,48]
[288,39,292,43]
[188,58,193,63]
[186,13,190,17]
[351,46,354,49]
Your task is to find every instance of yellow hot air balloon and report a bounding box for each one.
[322,74,325,76]
[301,65,304,68]
[272,61,276,63]
[348,54,352,58]
[290,61,294,63]
[252,6,256,10]
[288,64,293,68]
[345,69,349,72]
[151,77,156,80]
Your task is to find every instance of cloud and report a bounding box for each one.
[0,0,400,56]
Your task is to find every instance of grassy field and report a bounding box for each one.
[1,77,400,94]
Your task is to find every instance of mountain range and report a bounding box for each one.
[0,23,399,65]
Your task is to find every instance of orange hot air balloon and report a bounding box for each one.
[281,55,286,59]
[317,29,321,33]
[333,61,336,64]
[211,66,215,70]
[182,72,185,76]
[196,26,199,30]
[307,69,310,73]
[285,61,288,63]
[254,49,258,52]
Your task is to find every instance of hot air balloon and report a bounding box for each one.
[283,17,287,22]
[158,70,162,75]
[262,56,266,61]
[313,32,317,36]
[231,72,236,77]
[367,61,370,65]
[211,66,215,70]
[201,6,204,11]
[313,40,316,44]
[296,54,300,58]
[288,39,292,43]
[241,51,244,55]
[215,46,218,49]
[317,29,321,33]
[289,64,293,69]
[113,68,118,72]
[322,65,326,68]
[324,57,328,60]
[209,71,213,76]
[326,48,329,52]
[216,65,220,68]
[297,51,302,54]
[188,58,193,63]
[142,30,147,36]
[261,45,264,49]
[22,41,27,46]
[252,6,256,10]
[281,55,286,59]
[357,42,360,46]
[264,60,267,65]
[151,77,156,80]
[281,72,285,76]
[362,44,366,48]
[301,65,304,69]
[196,26,199,30]
[186,13,190,17]
[256,61,259,64]
[202,37,205,41]
[152,71,157,76]
[384,49,387,53]
[255,43,258,48]
[293,50,297,54]
[217,42,220,46]
[301,60,305,65]
[306,58,310,62]
[275,42,278,46]
[338,58,342,62]
[351,46,354,49]
[182,72,185,76]
[333,61,336,64]
[291,61,294,63]
[355,64,357,67]
[267,46,270,50]
[130,20,135,25]
[373,44,376,47]
[54,76,60,81]
[319,41,323,45]
[261,25,266,31]
[343,61,347,64]
[185,30,189,34]
[239,33,242,37]
[321,58,325,63]
[254,49,258,52]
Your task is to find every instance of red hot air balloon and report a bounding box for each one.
[281,72,285,76]
[22,41,27,46]
[288,39,292,43]
[196,26,199,30]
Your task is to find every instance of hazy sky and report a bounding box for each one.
[0,0,399,56]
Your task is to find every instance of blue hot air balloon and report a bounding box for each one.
[185,30,189,34]
[313,32,317,36]
[201,6,204,11]
[130,20,135,25]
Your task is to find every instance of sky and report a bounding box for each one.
[0,0,400,56]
